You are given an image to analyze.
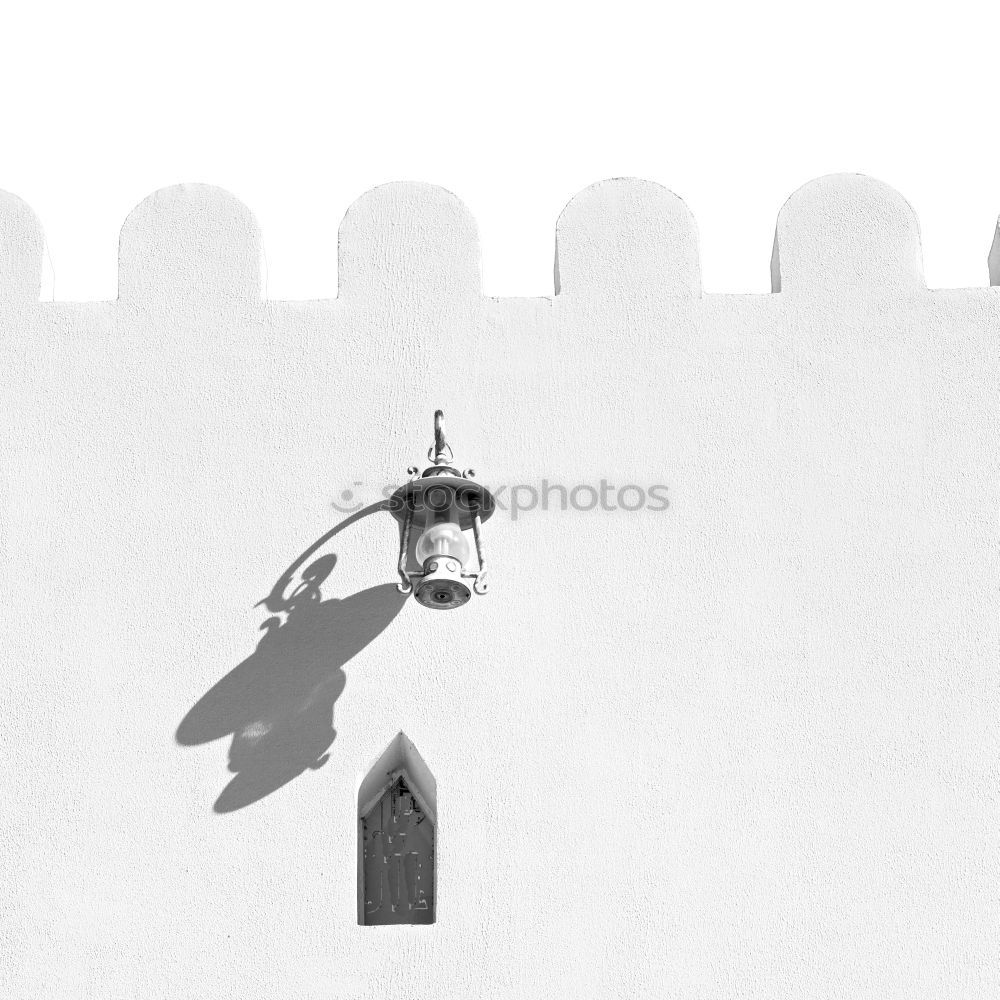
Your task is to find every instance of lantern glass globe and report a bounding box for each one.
[415,521,470,567]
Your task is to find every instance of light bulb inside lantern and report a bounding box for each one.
[415,521,470,568]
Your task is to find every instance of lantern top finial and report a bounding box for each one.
[430,409,453,467]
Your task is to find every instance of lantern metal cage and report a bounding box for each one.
[391,411,495,610]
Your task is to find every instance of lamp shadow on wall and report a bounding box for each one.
[176,502,407,813]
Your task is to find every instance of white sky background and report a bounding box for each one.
[2,0,998,300]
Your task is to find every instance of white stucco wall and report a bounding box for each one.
[2,175,998,998]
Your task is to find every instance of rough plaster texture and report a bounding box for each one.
[1,174,999,998]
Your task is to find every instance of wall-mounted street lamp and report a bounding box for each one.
[393,411,495,610]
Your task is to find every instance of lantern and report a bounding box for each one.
[392,411,495,610]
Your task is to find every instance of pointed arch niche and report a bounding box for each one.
[357,732,437,926]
